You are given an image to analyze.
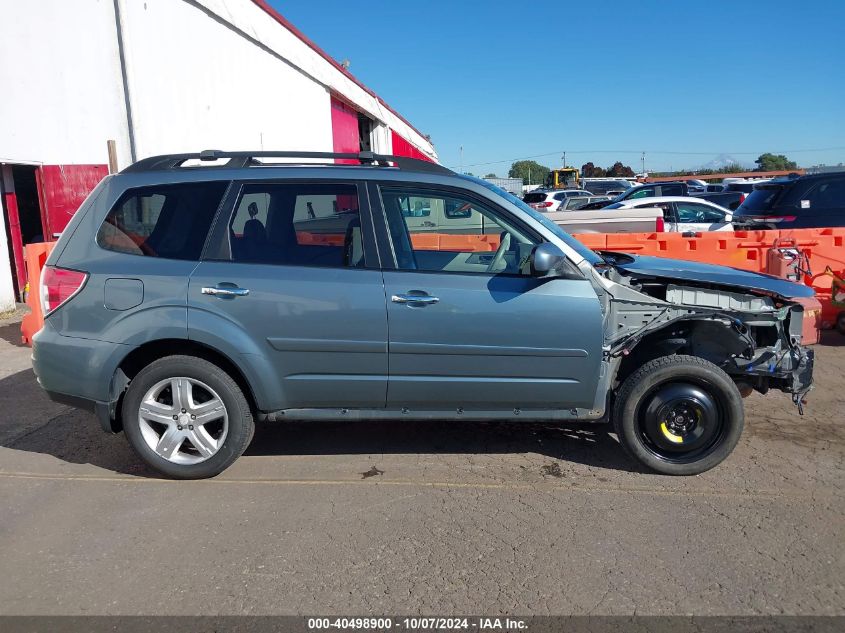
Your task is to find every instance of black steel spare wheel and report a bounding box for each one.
[638,382,724,463]
[613,355,744,475]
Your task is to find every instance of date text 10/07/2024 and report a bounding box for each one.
[307,617,528,631]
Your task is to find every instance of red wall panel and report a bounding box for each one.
[330,97,359,165]
[37,164,109,238]
[391,131,432,162]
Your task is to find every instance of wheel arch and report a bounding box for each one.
[612,318,748,388]
[109,338,261,432]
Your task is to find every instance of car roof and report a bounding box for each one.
[616,196,728,207]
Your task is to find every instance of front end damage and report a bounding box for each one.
[598,256,815,414]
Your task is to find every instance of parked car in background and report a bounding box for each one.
[557,195,612,210]
[582,179,632,197]
[685,179,708,194]
[603,197,733,233]
[523,189,593,212]
[545,205,663,234]
[706,184,726,192]
[722,179,773,206]
[30,149,815,478]
[584,181,745,211]
[733,172,845,229]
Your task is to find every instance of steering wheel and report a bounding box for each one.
[487,232,511,273]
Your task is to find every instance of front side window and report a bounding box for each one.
[627,187,655,199]
[97,182,228,259]
[381,187,538,275]
[228,183,364,268]
[675,201,725,223]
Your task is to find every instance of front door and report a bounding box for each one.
[373,183,603,410]
[189,181,388,411]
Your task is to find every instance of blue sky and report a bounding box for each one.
[271,0,845,174]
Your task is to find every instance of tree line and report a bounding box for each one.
[497,153,798,184]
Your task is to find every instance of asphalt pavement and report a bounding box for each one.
[0,312,842,616]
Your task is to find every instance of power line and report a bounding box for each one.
[450,146,845,169]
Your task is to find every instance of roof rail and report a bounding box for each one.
[120,150,452,175]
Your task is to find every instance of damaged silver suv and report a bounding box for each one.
[32,151,814,478]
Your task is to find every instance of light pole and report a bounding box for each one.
[641,151,646,176]
[459,145,463,175]
[562,152,566,168]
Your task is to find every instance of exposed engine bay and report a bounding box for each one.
[596,252,815,413]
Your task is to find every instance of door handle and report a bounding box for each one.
[391,293,439,305]
[202,286,249,297]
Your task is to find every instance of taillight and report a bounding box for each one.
[739,193,747,204]
[656,216,665,232]
[40,266,88,316]
[530,201,554,209]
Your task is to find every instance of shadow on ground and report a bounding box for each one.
[0,367,644,478]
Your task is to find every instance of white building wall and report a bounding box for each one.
[0,0,130,166]
[117,0,334,159]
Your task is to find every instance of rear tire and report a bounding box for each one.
[122,355,254,479]
[612,355,744,475]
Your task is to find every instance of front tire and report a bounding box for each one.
[612,355,744,475]
[122,355,254,479]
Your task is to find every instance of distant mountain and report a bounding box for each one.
[701,154,752,170]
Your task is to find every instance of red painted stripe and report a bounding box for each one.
[391,131,433,162]
[37,165,108,237]
[330,97,360,164]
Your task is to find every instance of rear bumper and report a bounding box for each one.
[32,321,131,432]
[43,389,116,433]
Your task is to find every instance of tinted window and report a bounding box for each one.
[523,193,548,203]
[739,186,784,213]
[97,182,227,259]
[381,187,538,276]
[805,179,845,208]
[627,187,655,199]
[660,183,685,196]
[228,183,364,268]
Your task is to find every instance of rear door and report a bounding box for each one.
[798,177,845,228]
[371,182,603,410]
[188,180,388,411]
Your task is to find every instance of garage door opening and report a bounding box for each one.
[358,113,372,152]
[1,165,46,299]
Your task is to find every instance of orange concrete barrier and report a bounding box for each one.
[20,242,56,346]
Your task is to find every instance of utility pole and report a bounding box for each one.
[459,145,463,175]
[562,152,566,168]
[528,164,531,188]
[641,151,646,176]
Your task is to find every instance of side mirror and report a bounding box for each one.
[530,243,567,276]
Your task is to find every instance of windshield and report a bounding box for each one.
[459,175,604,265]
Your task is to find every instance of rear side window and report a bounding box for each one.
[97,182,227,259]
[740,186,784,212]
[228,183,363,268]
[805,179,845,208]
[660,183,685,196]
